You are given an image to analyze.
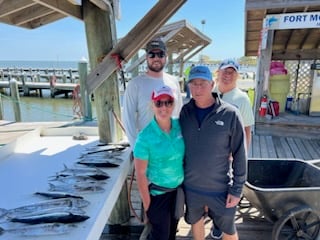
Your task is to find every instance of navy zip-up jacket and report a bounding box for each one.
[179,94,247,198]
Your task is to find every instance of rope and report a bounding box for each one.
[111,53,126,90]
[110,107,143,223]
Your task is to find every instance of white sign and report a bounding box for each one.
[264,11,320,29]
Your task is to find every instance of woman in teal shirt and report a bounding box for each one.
[134,85,185,240]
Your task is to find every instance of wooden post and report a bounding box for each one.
[0,93,3,120]
[254,30,274,125]
[78,60,92,120]
[83,0,122,143]
[9,78,21,122]
[22,73,29,96]
[83,0,129,226]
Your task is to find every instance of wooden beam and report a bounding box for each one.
[272,48,320,60]
[33,0,82,20]
[89,0,111,12]
[20,12,66,28]
[86,0,187,94]
[0,0,36,18]
[246,0,320,10]
[9,5,54,26]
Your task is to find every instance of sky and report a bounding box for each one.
[0,0,245,62]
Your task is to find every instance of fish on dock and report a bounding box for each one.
[1,198,90,218]
[48,182,105,193]
[77,159,120,168]
[54,164,110,180]
[4,205,85,219]
[82,144,127,155]
[34,191,84,199]
[10,211,89,224]
[0,223,78,237]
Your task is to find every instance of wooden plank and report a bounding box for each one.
[293,138,312,160]
[0,0,36,18]
[251,134,261,158]
[33,0,82,20]
[272,136,287,158]
[86,0,187,94]
[301,139,319,159]
[286,137,304,159]
[259,136,269,158]
[309,139,320,158]
[265,135,277,158]
[279,137,295,158]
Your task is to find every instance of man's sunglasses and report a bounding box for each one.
[148,51,165,59]
[154,100,174,108]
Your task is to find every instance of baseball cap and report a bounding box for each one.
[188,65,213,82]
[151,85,174,101]
[219,59,240,72]
[146,38,167,53]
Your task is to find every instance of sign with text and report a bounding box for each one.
[264,12,320,29]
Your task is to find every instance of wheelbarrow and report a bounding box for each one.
[243,158,320,240]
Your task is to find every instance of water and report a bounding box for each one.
[0,60,79,69]
[0,60,96,122]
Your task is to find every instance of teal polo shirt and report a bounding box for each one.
[134,117,185,196]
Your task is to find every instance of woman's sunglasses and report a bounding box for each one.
[148,51,165,59]
[154,100,174,108]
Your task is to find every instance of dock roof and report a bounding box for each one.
[245,0,320,60]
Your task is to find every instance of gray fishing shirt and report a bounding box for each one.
[179,94,247,198]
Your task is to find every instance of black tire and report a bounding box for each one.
[272,206,320,240]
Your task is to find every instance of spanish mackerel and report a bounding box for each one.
[35,191,84,199]
[1,198,89,217]
[11,211,89,224]
[77,159,120,168]
[4,206,85,219]
[49,183,105,193]
[0,223,77,237]
[55,164,110,180]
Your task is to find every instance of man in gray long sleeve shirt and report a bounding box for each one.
[123,38,182,149]
[179,65,247,240]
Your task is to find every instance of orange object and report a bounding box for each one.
[259,95,268,117]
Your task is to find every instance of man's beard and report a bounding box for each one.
[148,62,164,72]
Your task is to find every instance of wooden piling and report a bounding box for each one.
[9,79,21,122]
[0,93,3,120]
[78,60,92,120]
[83,0,129,226]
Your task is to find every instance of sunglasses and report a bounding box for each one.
[148,51,165,59]
[154,100,174,108]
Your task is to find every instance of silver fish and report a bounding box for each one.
[6,206,85,219]
[3,198,89,217]
[11,211,90,224]
[55,164,110,180]
[77,159,120,168]
[83,145,127,154]
[0,223,77,237]
[79,151,123,158]
[35,191,84,199]
[49,183,105,193]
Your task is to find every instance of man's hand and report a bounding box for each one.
[226,194,240,208]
